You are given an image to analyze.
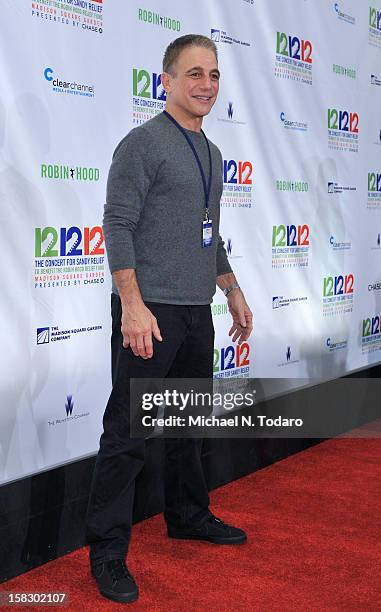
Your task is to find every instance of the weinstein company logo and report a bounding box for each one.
[218,101,246,126]
[278,345,300,367]
[65,395,74,416]
[48,395,89,427]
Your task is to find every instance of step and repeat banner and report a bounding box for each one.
[0,0,380,484]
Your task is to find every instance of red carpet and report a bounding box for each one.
[2,425,381,611]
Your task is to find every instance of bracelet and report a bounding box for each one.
[223,282,240,297]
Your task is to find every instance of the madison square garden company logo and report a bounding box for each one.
[275,30,312,85]
[32,0,104,34]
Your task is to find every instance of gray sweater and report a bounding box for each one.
[103,112,232,304]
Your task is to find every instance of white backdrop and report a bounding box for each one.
[1,0,380,484]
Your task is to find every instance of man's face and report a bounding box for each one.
[163,45,220,120]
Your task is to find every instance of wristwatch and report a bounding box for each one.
[223,282,240,297]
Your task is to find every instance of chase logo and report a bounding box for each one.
[44,67,95,98]
[65,395,74,417]
[273,296,280,309]
[37,327,50,345]
[211,29,220,42]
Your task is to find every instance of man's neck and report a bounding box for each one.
[164,104,203,132]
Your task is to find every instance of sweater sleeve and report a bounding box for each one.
[216,234,233,276]
[215,148,233,276]
[103,128,155,274]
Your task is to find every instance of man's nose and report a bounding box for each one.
[200,75,215,90]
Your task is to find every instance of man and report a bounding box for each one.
[85,34,253,604]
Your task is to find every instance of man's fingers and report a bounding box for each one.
[143,331,153,359]
[122,333,130,349]
[232,329,241,343]
[152,318,163,342]
[129,336,140,357]
[136,335,148,359]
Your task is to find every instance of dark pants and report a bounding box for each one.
[85,294,215,563]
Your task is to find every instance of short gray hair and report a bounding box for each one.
[163,34,218,74]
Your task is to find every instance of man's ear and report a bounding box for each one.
[161,72,171,94]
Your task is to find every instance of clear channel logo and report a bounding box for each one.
[326,337,347,353]
[44,67,95,98]
[280,112,308,132]
[333,3,355,25]
[329,235,351,251]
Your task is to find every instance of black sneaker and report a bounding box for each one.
[91,558,139,604]
[167,514,247,545]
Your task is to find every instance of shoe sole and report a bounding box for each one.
[99,588,139,604]
[168,533,247,545]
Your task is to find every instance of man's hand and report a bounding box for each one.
[227,289,253,344]
[121,301,162,359]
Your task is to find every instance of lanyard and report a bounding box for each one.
[163,110,212,220]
